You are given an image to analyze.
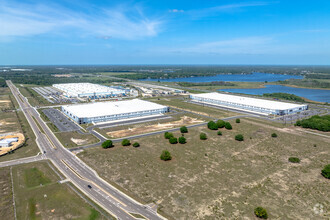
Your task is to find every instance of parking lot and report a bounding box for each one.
[42,108,81,132]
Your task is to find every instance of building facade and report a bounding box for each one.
[62,99,169,124]
[190,93,308,115]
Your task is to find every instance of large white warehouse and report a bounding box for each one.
[53,83,127,99]
[190,92,308,115]
[62,99,169,124]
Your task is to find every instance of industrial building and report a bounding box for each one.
[0,137,18,148]
[62,99,169,124]
[53,83,128,99]
[190,92,308,115]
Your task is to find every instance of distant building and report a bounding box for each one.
[0,137,18,148]
[62,99,169,124]
[190,92,308,115]
[53,83,127,99]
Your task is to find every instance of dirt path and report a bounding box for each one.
[107,116,204,138]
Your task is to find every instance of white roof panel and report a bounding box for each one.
[63,99,168,118]
[191,92,307,110]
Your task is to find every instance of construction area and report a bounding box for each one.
[106,116,204,138]
[0,133,25,156]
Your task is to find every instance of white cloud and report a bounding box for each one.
[165,37,274,55]
[0,1,162,40]
[169,9,184,13]
[187,1,275,18]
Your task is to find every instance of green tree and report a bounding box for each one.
[216,120,225,128]
[132,142,140,147]
[321,164,330,179]
[271,133,278,138]
[164,132,174,139]
[169,137,178,144]
[217,131,222,136]
[235,134,244,141]
[121,139,130,146]
[180,126,188,133]
[200,133,207,140]
[160,150,172,161]
[178,136,186,144]
[254,207,268,219]
[236,118,240,123]
[288,157,300,163]
[102,140,113,149]
[225,122,232,130]
[207,121,218,130]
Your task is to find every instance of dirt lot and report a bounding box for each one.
[107,116,204,138]
[0,133,25,156]
[56,131,99,148]
[79,118,330,219]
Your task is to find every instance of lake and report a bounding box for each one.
[142,72,303,82]
[220,85,330,103]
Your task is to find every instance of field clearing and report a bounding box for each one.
[10,161,107,220]
[107,116,204,138]
[79,118,330,219]
[56,131,99,148]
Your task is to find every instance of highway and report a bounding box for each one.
[6,80,165,220]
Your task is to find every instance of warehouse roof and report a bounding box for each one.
[53,83,125,96]
[191,93,307,110]
[62,99,168,118]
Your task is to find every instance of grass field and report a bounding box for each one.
[17,84,52,107]
[0,88,40,162]
[8,161,108,220]
[0,167,14,219]
[79,118,330,219]
[55,131,99,148]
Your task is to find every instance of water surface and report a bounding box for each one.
[220,85,330,103]
[142,72,303,82]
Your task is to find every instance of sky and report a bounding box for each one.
[0,0,330,65]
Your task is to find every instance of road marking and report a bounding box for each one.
[60,159,128,208]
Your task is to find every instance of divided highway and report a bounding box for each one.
[6,81,165,220]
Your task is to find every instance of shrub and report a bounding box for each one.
[180,126,188,133]
[225,122,232,130]
[321,164,330,179]
[164,132,174,139]
[217,131,222,136]
[294,115,330,132]
[102,140,113,149]
[178,136,186,144]
[235,134,244,141]
[160,150,172,161]
[132,142,140,148]
[121,139,130,146]
[236,118,240,123]
[200,133,207,140]
[216,120,225,128]
[207,121,218,130]
[169,137,178,144]
[271,133,278,138]
[288,157,300,163]
[254,207,268,219]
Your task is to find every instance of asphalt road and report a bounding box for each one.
[7,81,165,220]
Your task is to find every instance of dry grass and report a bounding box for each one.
[79,118,330,219]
